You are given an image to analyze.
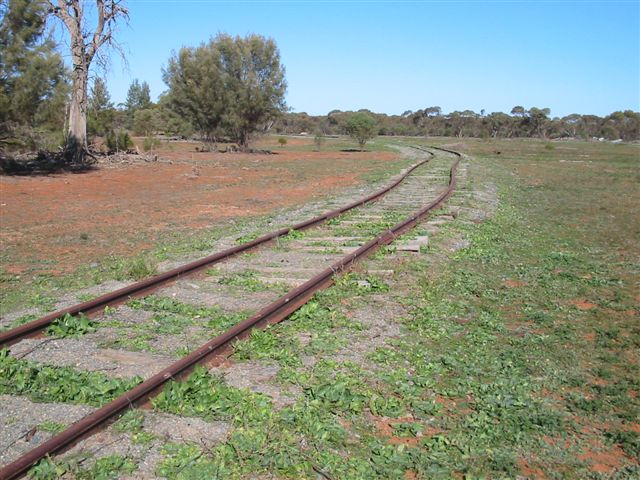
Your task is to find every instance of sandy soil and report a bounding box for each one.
[0,144,399,277]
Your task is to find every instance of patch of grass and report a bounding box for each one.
[334,272,390,293]
[98,296,246,354]
[218,270,277,292]
[235,232,261,244]
[0,349,141,406]
[606,430,640,458]
[30,453,136,480]
[113,409,145,433]
[76,293,96,302]
[45,313,96,338]
[152,366,267,419]
[0,313,37,333]
[38,420,66,435]
[153,364,415,479]
[113,409,155,444]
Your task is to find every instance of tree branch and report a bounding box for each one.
[87,0,106,61]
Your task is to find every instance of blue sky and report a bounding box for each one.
[78,0,638,118]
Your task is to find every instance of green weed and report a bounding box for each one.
[0,349,141,406]
[45,313,96,338]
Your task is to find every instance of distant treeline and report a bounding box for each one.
[273,107,640,141]
[1,0,637,155]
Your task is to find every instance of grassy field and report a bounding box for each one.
[139,138,639,478]
[3,137,638,478]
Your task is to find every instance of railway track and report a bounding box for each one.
[0,146,462,479]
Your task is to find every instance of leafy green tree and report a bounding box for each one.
[527,107,551,138]
[0,0,67,149]
[133,108,161,136]
[162,43,227,147]
[345,112,377,150]
[124,79,152,126]
[603,110,640,141]
[561,114,582,137]
[216,34,287,148]
[510,105,526,117]
[487,112,513,138]
[156,94,193,138]
[88,77,114,136]
[425,106,442,117]
[163,33,287,150]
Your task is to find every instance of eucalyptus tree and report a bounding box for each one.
[345,112,377,150]
[163,33,287,150]
[46,0,128,162]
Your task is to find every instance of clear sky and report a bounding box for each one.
[77,0,639,118]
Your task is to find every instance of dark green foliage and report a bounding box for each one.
[0,348,141,406]
[124,79,152,128]
[273,108,640,140]
[0,0,68,151]
[30,454,136,480]
[163,33,287,149]
[45,313,97,338]
[345,112,377,150]
[133,108,162,137]
[105,129,133,152]
[606,430,640,458]
[87,77,114,137]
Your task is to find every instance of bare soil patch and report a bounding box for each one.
[570,299,598,310]
[0,146,399,277]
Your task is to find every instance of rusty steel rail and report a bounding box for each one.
[0,150,434,348]
[1,151,461,480]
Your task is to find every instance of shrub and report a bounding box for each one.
[346,113,377,150]
[314,130,325,151]
[105,130,133,152]
[143,136,161,152]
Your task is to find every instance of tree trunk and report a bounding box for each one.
[69,74,87,145]
[239,129,249,151]
[66,44,89,163]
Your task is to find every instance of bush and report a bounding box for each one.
[277,137,287,147]
[345,113,377,150]
[143,136,161,152]
[314,130,325,151]
[105,130,133,152]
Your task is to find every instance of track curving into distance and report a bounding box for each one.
[0,146,462,479]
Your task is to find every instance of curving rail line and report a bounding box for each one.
[0,146,462,479]
[1,150,438,348]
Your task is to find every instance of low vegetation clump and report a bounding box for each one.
[0,349,141,406]
[45,313,96,338]
[30,454,136,480]
[105,130,134,153]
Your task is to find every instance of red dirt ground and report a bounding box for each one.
[570,299,598,310]
[0,146,400,277]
